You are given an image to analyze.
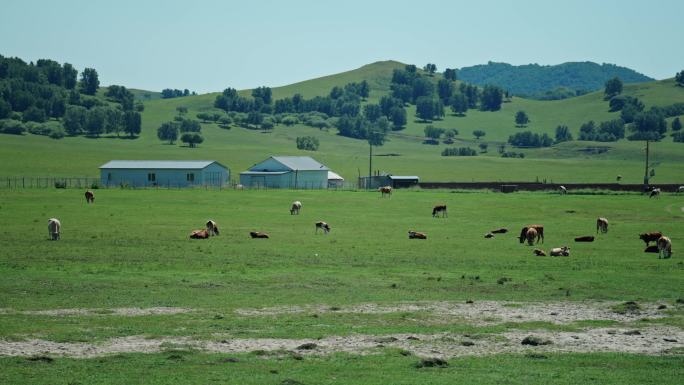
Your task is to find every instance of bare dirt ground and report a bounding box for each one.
[0,307,193,317]
[0,327,681,359]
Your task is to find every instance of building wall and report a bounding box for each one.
[201,163,230,185]
[240,170,328,189]
[101,165,228,187]
[250,158,290,172]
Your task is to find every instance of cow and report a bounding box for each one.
[657,236,672,259]
[574,236,595,242]
[250,231,269,239]
[206,220,219,236]
[550,246,570,257]
[315,221,331,234]
[533,249,546,256]
[84,190,95,204]
[484,232,495,239]
[379,186,392,198]
[491,228,508,234]
[290,201,302,215]
[525,227,538,246]
[616,175,622,182]
[432,205,447,218]
[236,184,244,190]
[559,185,567,194]
[47,218,61,240]
[190,229,209,239]
[639,232,663,246]
[649,188,661,198]
[408,230,427,239]
[519,225,544,244]
[678,186,684,193]
[596,217,609,234]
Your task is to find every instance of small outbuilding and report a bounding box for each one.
[359,174,420,189]
[99,160,229,187]
[327,171,345,188]
[240,156,334,189]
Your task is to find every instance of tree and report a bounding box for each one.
[252,86,272,104]
[22,106,46,123]
[296,136,320,151]
[449,93,468,116]
[0,99,10,119]
[79,68,100,95]
[358,80,370,99]
[628,111,667,141]
[555,125,573,143]
[329,86,344,99]
[480,85,504,111]
[423,63,437,76]
[416,96,436,121]
[63,105,87,135]
[443,68,457,81]
[63,63,78,89]
[473,130,486,140]
[515,110,529,127]
[104,108,123,135]
[604,76,623,99]
[363,104,382,122]
[157,122,179,144]
[479,142,488,153]
[508,131,553,147]
[85,107,106,137]
[424,125,444,142]
[181,133,204,148]
[180,119,201,133]
[444,128,458,143]
[676,70,684,87]
[123,111,141,137]
[411,77,434,101]
[437,78,454,102]
[672,117,682,131]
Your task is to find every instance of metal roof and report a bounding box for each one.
[99,160,226,170]
[327,171,344,180]
[388,175,419,180]
[240,171,289,175]
[270,156,329,171]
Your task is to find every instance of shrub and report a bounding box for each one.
[508,131,552,147]
[296,136,320,151]
[673,131,684,143]
[0,119,26,135]
[441,147,477,156]
[502,151,525,158]
[49,128,65,139]
[281,115,299,126]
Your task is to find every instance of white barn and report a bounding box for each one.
[100,160,229,187]
[240,156,339,189]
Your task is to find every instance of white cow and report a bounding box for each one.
[657,236,672,259]
[290,201,302,215]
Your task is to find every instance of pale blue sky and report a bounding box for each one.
[1,0,681,93]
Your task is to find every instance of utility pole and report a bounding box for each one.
[368,143,372,190]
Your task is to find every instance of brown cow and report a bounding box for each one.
[550,246,570,257]
[250,231,269,239]
[639,232,662,246]
[491,228,508,234]
[432,205,447,218]
[519,225,544,244]
[315,221,331,234]
[596,217,608,234]
[85,190,95,204]
[574,236,595,242]
[408,230,427,239]
[190,229,209,239]
[379,186,392,197]
[206,220,219,236]
[533,249,546,256]
[525,227,538,246]
[657,236,672,259]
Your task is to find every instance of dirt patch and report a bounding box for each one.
[234,301,669,325]
[0,307,193,317]
[0,327,681,359]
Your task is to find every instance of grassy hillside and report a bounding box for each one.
[1,61,683,183]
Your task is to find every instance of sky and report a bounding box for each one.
[1,0,682,93]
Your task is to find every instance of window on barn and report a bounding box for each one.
[148,173,156,182]
[187,173,195,182]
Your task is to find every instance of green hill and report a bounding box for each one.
[457,61,654,98]
[1,60,683,184]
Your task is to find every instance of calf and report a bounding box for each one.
[432,205,447,218]
[657,236,672,259]
[84,190,95,204]
[250,231,269,239]
[290,201,302,215]
[649,188,661,198]
[408,230,427,239]
[206,220,219,236]
[550,246,570,257]
[315,221,331,234]
[596,217,608,234]
[47,218,61,240]
[190,229,209,239]
[639,232,663,246]
[574,236,595,242]
[533,249,546,256]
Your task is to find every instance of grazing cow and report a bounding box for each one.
[533,249,546,256]
[484,232,495,239]
[250,231,269,239]
[432,205,447,218]
[379,186,392,198]
[491,228,508,234]
[596,217,608,234]
[525,227,538,246]
[519,225,544,244]
[649,188,661,198]
[236,184,244,190]
[657,236,672,259]
[639,232,663,246]
[190,229,209,239]
[550,246,570,257]
[84,190,95,203]
[616,175,622,182]
[47,218,61,240]
[574,236,595,242]
[315,221,331,234]
[644,245,659,253]
[206,220,219,236]
[559,185,567,194]
[290,201,302,215]
[408,230,427,239]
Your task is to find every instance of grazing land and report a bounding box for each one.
[0,188,682,383]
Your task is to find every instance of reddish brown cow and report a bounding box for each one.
[379,186,392,197]
[85,190,95,204]
[190,229,209,239]
[519,225,544,244]
[408,230,427,239]
[250,231,269,239]
[639,232,662,246]
[525,227,538,246]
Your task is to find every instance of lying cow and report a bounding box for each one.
[639,232,663,246]
[533,249,546,256]
[574,236,595,242]
[315,221,331,234]
[206,220,219,236]
[550,246,570,257]
[484,232,495,239]
[190,229,209,239]
[657,236,672,259]
[491,228,508,234]
[250,231,269,239]
[596,217,608,234]
[432,205,447,218]
[47,218,61,240]
[408,230,427,239]
[290,201,302,215]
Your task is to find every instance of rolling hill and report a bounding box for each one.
[1,60,683,184]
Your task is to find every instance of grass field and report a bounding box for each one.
[1,188,682,383]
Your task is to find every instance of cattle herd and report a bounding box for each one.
[44,187,674,259]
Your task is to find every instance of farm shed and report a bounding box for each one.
[359,174,420,189]
[327,171,345,188]
[239,156,333,189]
[99,160,229,187]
